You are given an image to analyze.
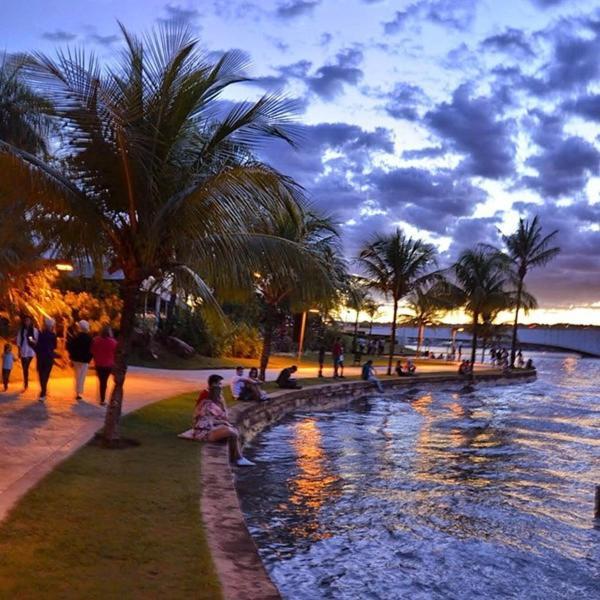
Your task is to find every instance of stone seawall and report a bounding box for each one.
[200,369,536,600]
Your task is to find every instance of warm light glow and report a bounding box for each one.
[308,308,320,313]
[55,263,74,272]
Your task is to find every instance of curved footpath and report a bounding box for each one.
[201,368,537,600]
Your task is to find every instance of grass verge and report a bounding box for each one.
[0,392,221,600]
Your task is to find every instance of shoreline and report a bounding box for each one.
[200,369,536,600]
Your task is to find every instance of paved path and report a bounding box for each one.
[0,360,459,523]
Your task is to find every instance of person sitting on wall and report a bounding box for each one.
[395,359,407,376]
[276,365,302,389]
[231,366,258,402]
[361,359,384,392]
[458,360,471,375]
[192,374,254,466]
[245,367,269,401]
[406,359,416,374]
[525,358,535,370]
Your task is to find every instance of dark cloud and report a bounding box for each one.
[443,215,504,264]
[246,75,288,92]
[41,30,77,42]
[161,4,201,24]
[529,0,568,7]
[524,136,600,198]
[481,28,535,57]
[425,84,516,179]
[383,10,412,34]
[520,111,600,198]
[564,94,600,121]
[88,33,119,46]
[278,59,312,79]
[383,0,478,34]
[384,82,429,120]
[276,0,320,19]
[368,167,487,234]
[402,146,446,159]
[306,48,364,100]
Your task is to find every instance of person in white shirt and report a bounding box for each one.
[15,316,39,392]
[230,366,252,401]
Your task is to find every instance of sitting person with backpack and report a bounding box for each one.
[276,365,302,389]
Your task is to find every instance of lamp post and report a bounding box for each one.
[297,309,320,362]
[451,327,464,359]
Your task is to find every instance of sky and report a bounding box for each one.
[2,0,600,325]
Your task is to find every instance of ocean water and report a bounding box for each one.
[236,354,600,600]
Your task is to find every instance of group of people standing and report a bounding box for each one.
[1,316,117,404]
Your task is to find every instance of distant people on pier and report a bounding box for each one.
[361,359,384,392]
[517,350,525,368]
[276,365,302,389]
[525,358,535,370]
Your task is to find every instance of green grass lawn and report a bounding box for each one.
[0,392,221,600]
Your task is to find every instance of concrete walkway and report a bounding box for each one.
[0,360,459,523]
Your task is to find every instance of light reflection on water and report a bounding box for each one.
[236,354,600,599]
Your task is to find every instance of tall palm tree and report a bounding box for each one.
[450,248,513,369]
[363,298,382,337]
[345,276,371,352]
[358,229,436,375]
[403,283,449,355]
[503,216,560,366]
[253,209,343,379]
[0,23,327,443]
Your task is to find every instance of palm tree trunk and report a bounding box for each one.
[470,311,479,374]
[259,304,276,381]
[387,298,398,375]
[510,277,523,367]
[417,322,424,356]
[353,311,359,352]
[103,278,140,445]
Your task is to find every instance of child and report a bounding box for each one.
[2,343,14,391]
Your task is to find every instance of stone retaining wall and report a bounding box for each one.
[200,369,536,600]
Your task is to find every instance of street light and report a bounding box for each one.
[55,262,74,272]
[297,309,320,361]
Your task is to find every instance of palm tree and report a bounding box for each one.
[363,298,382,337]
[502,216,560,366]
[403,283,449,355]
[450,248,513,369]
[253,209,343,380]
[358,229,436,375]
[345,276,371,352]
[0,23,327,443]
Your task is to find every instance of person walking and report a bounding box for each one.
[31,317,57,402]
[332,337,343,378]
[91,326,117,406]
[67,320,93,401]
[2,343,14,391]
[318,344,326,378]
[15,316,39,392]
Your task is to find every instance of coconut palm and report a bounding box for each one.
[363,297,382,337]
[403,283,450,355]
[358,229,437,375]
[345,276,371,352]
[502,216,560,366]
[0,23,327,443]
[253,208,343,379]
[449,248,513,369]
